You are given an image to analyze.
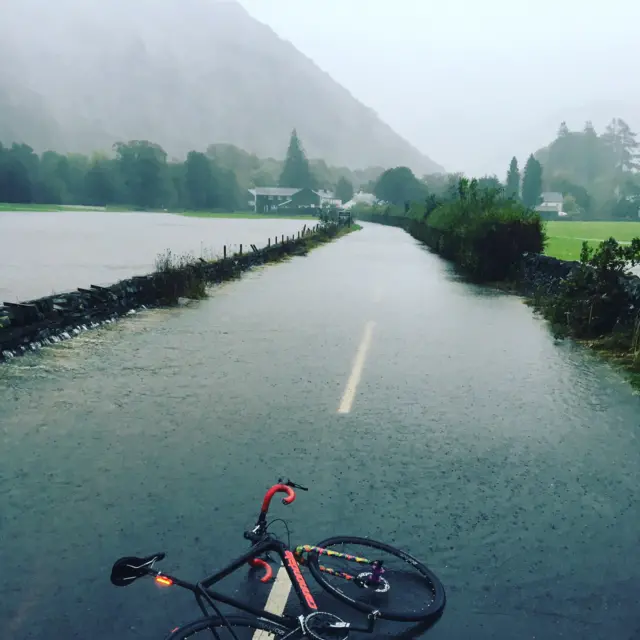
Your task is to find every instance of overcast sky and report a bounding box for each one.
[239,0,640,176]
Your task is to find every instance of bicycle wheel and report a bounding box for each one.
[163,615,293,640]
[306,536,445,622]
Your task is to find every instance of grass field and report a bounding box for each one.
[0,203,70,211]
[545,221,640,261]
[0,203,131,212]
[0,203,317,220]
[179,211,317,220]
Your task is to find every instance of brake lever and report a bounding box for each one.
[278,478,308,491]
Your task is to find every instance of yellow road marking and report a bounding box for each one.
[338,321,375,414]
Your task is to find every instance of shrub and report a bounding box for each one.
[415,179,545,281]
[354,178,546,282]
[534,237,640,338]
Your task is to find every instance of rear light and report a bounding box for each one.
[155,575,173,587]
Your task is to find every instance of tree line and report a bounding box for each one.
[507,118,640,219]
[369,166,504,209]
[0,130,362,210]
[369,117,640,220]
[0,140,246,210]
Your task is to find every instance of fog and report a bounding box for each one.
[2,0,640,176]
[241,0,640,176]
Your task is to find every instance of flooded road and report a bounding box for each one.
[1,223,639,639]
[0,210,311,301]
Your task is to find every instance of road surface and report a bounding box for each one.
[1,223,639,639]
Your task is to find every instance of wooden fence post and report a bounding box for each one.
[268,238,271,247]
[239,244,242,255]
[223,245,227,259]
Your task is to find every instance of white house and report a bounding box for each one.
[315,190,343,207]
[537,192,563,211]
[343,191,378,209]
[535,192,566,217]
[248,187,340,212]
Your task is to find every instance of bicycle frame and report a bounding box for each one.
[112,481,382,635]
[198,535,317,624]
[143,535,377,633]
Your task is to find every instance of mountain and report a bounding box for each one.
[0,0,443,174]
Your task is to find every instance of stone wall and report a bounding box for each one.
[518,252,640,341]
[517,253,583,296]
[518,252,640,304]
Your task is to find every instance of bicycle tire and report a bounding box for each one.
[163,615,293,640]
[307,536,445,623]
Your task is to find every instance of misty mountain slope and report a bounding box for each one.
[0,0,443,173]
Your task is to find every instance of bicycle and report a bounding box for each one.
[110,480,446,639]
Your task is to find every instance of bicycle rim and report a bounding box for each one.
[163,615,294,640]
[307,536,446,622]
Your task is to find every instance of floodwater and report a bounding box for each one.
[1,223,639,639]
[0,210,311,302]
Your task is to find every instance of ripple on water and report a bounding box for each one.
[1,225,639,640]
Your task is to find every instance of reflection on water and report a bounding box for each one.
[0,223,639,639]
[0,210,311,301]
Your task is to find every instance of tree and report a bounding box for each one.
[422,173,450,198]
[505,157,520,200]
[582,120,600,185]
[84,157,117,206]
[308,159,334,190]
[251,170,277,187]
[335,177,354,203]
[184,151,216,210]
[114,140,170,209]
[562,194,579,215]
[36,150,67,204]
[279,129,316,189]
[215,167,244,211]
[445,173,466,200]
[601,118,639,177]
[167,161,185,209]
[0,143,37,203]
[477,175,503,192]
[373,167,427,206]
[611,198,640,220]
[522,155,543,208]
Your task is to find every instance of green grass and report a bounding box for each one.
[0,203,132,212]
[0,203,319,220]
[0,203,69,211]
[179,211,318,220]
[545,221,640,260]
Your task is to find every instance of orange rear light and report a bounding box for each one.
[155,575,173,587]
